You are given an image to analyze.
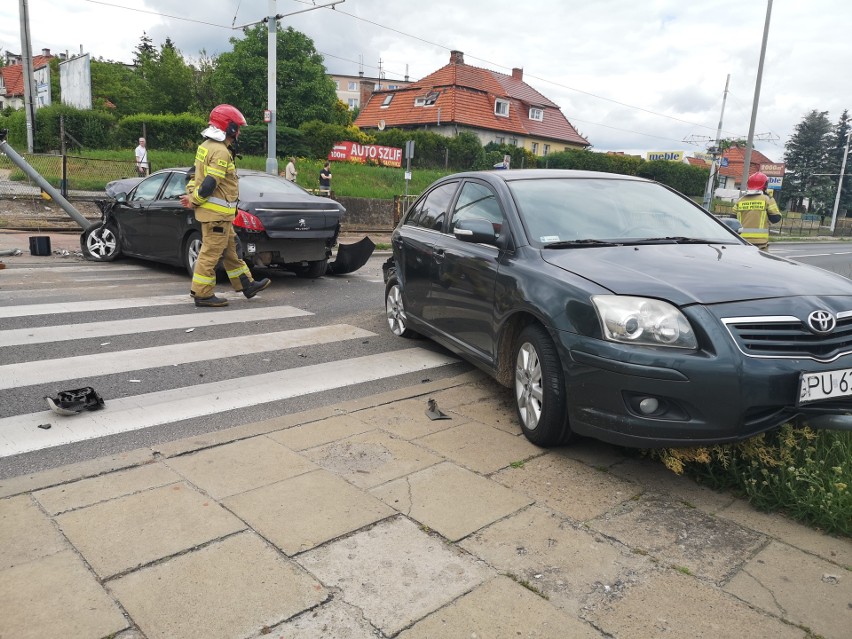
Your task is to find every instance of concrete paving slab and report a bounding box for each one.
[109,531,327,639]
[251,599,379,639]
[492,452,639,521]
[0,550,127,639]
[165,436,318,499]
[398,575,604,639]
[418,376,507,410]
[715,498,852,568]
[0,494,68,569]
[609,456,737,512]
[723,540,852,639]
[371,461,533,541]
[459,505,653,616]
[586,569,805,639]
[304,430,442,489]
[223,469,394,556]
[298,516,493,636]
[267,414,375,451]
[588,492,767,583]
[555,439,633,469]
[351,396,466,440]
[444,392,522,436]
[34,461,181,515]
[56,482,245,578]
[414,421,544,474]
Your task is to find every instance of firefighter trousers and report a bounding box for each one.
[190,220,253,299]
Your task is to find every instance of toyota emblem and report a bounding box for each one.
[807,310,836,334]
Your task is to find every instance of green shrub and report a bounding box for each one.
[116,113,207,152]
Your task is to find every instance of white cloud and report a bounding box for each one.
[2,0,849,161]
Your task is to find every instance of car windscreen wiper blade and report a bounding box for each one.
[620,236,722,245]
[543,239,621,248]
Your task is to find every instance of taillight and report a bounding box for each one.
[234,208,265,231]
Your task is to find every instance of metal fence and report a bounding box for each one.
[0,152,139,199]
[713,201,852,238]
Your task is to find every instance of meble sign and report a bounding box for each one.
[329,141,403,168]
[646,151,684,162]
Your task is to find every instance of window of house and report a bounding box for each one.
[543,144,550,156]
[387,84,398,90]
[531,142,539,155]
[414,91,439,107]
[381,94,393,107]
[529,107,543,121]
[348,98,358,110]
[334,80,340,90]
[348,81,357,91]
[495,136,505,145]
[510,138,518,146]
[494,99,509,117]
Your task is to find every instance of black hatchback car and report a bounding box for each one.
[83,168,348,278]
[383,169,852,448]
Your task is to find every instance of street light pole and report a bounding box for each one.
[741,0,773,189]
[830,130,851,234]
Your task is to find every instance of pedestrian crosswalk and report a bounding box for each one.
[0,261,459,460]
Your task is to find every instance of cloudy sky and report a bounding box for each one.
[3,0,850,160]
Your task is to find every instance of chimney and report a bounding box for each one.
[360,80,375,110]
[511,67,523,81]
[449,50,464,65]
[41,48,51,57]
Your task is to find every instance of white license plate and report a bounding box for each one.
[799,368,852,405]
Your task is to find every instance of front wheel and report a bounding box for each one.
[513,324,574,447]
[385,276,416,338]
[81,223,121,262]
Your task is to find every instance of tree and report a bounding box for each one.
[211,25,339,128]
[781,110,834,213]
[133,32,157,68]
[144,41,194,114]
[830,110,851,216]
[90,59,146,116]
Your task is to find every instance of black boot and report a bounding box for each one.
[240,275,271,299]
[194,294,229,307]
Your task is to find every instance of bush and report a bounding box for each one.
[299,120,372,160]
[116,113,207,152]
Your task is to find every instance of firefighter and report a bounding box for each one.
[734,172,781,251]
[181,104,270,307]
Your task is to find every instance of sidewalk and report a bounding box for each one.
[1,371,849,639]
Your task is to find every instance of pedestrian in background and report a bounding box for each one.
[283,157,298,182]
[319,161,332,195]
[180,104,270,308]
[134,137,149,176]
[735,172,781,251]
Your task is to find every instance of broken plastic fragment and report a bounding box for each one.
[425,398,451,421]
[46,387,105,415]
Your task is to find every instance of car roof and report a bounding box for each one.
[439,168,650,184]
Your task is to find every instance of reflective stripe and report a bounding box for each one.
[192,272,216,285]
[227,264,250,279]
[207,196,237,208]
[195,147,209,163]
[205,166,227,179]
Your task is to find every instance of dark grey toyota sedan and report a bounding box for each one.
[383,170,852,448]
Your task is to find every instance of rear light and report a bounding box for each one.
[234,208,265,231]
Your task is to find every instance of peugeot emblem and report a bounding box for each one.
[807,310,836,334]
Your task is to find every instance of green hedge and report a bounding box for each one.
[116,113,207,152]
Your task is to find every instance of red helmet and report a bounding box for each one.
[747,172,768,191]
[209,104,247,138]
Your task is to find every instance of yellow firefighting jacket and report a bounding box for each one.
[188,139,239,222]
[735,192,780,248]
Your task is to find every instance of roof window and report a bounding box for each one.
[494,99,509,117]
[414,91,439,107]
[381,94,393,108]
[529,107,543,121]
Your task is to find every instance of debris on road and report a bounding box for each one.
[46,387,105,415]
[425,398,451,421]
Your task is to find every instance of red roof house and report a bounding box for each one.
[354,51,589,156]
[717,145,776,190]
[0,54,53,110]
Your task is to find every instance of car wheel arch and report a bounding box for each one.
[495,312,549,386]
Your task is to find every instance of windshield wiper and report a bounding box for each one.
[620,236,720,245]
[543,239,620,248]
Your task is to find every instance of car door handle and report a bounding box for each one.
[434,248,445,263]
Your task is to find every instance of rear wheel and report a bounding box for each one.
[81,223,121,262]
[514,324,574,447]
[184,231,201,277]
[385,276,416,338]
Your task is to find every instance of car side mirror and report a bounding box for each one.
[453,217,499,246]
[114,192,128,204]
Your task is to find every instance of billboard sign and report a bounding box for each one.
[59,54,92,110]
[646,150,684,162]
[759,163,785,177]
[768,176,783,190]
[329,141,402,167]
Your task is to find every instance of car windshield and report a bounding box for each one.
[238,173,308,197]
[507,177,738,247]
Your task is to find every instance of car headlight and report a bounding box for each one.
[592,295,697,349]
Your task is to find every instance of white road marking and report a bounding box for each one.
[0,348,457,457]
[4,264,152,274]
[0,324,374,389]
[0,294,193,318]
[0,306,312,347]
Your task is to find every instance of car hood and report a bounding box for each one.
[541,243,852,306]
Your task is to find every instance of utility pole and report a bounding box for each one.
[18,0,36,152]
[234,0,345,175]
[703,74,731,210]
[830,130,851,234]
[741,0,773,190]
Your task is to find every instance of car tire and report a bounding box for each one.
[294,258,328,279]
[513,323,574,447]
[385,276,417,338]
[184,231,202,277]
[81,223,121,262]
